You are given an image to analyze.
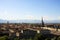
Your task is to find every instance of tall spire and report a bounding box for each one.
[41,17,44,27]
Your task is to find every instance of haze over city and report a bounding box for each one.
[0,0,60,20]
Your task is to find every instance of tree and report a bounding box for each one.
[45,38,51,40]
[57,36,60,40]
[14,37,19,40]
[34,33,42,40]
[0,36,8,40]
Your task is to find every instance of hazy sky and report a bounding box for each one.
[0,0,60,20]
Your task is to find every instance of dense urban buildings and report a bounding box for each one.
[0,18,60,40]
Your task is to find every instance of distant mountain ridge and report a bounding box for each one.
[0,19,60,23]
[0,19,41,23]
[0,19,7,23]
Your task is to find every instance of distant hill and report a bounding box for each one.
[44,20,60,23]
[0,19,7,23]
[8,20,41,23]
[0,19,60,23]
[0,19,41,23]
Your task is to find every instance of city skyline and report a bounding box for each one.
[0,0,60,20]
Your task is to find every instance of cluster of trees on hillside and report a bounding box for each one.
[0,33,60,40]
